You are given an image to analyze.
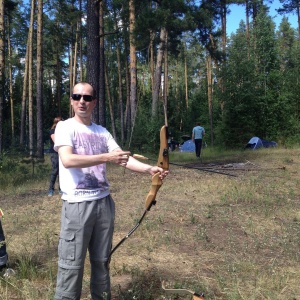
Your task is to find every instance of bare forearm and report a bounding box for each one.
[125,156,152,174]
[58,147,130,169]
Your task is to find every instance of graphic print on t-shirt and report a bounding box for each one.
[76,171,102,189]
[73,131,107,190]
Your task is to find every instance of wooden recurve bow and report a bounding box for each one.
[109,125,169,259]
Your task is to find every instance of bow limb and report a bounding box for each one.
[145,173,162,210]
[144,125,169,210]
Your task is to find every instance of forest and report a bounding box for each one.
[0,0,299,157]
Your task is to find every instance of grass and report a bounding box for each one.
[0,147,300,299]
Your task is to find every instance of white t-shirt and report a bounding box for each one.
[54,118,120,202]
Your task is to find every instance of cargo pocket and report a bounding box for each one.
[58,231,76,261]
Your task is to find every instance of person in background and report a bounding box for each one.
[170,137,179,151]
[54,82,168,300]
[0,209,7,272]
[48,116,63,197]
[192,122,205,158]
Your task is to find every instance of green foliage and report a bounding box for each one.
[129,106,163,153]
[215,9,300,148]
[3,0,300,156]
[0,153,50,190]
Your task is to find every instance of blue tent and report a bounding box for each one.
[179,139,195,152]
[245,137,277,150]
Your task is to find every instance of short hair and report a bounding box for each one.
[73,82,96,98]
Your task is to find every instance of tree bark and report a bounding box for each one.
[105,62,116,139]
[149,30,155,91]
[28,0,35,157]
[184,49,188,108]
[20,38,29,146]
[163,31,169,125]
[79,0,83,81]
[7,17,14,144]
[245,0,250,55]
[99,0,106,126]
[129,0,137,129]
[115,27,124,143]
[221,0,227,54]
[87,0,100,124]
[0,0,4,153]
[72,21,80,87]
[206,54,213,146]
[152,27,167,118]
[36,0,44,159]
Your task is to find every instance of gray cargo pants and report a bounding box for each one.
[54,195,115,300]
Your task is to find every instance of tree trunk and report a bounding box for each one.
[68,45,74,117]
[163,31,168,126]
[129,0,137,129]
[221,0,227,54]
[245,0,250,54]
[184,50,188,108]
[297,3,300,37]
[56,47,62,117]
[28,0,35,157]
[124,56,131,141]
[206,54,214,146]
[149,30,155,91]
[105,62,116,139]
[7,17,14,144]
[72,19,81,86]
[79,0,83,81]
[123,31,131,141]
[87,0,100,123]
[36,0,44,159]
[152,27,167,118]
[99,0,106,126]
[115,28,124,144]
[0,0,4,153]
[20,39,29,146]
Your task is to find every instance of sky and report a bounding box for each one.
[227,0,298,34]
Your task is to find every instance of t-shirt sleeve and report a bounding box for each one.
[54,121,73,152]
[106,131,121,153]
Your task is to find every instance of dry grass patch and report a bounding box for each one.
[0,148,300,299]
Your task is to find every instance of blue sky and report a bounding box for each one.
[227,0,298,34]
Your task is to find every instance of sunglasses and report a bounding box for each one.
[72,94,94,102]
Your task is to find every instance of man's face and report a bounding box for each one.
[71,84,96,120]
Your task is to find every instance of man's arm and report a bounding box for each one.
[58,146,130,169]
[124,155,164,175]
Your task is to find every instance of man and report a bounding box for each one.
[54,82,168,300]
[192,122,205,158]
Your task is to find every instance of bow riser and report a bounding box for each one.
[144,125,169,210]
[157,125,169,170]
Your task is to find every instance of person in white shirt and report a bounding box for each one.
[54,82,168,300]
[192,122,205,158]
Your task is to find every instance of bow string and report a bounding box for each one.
[109,125,169,260]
